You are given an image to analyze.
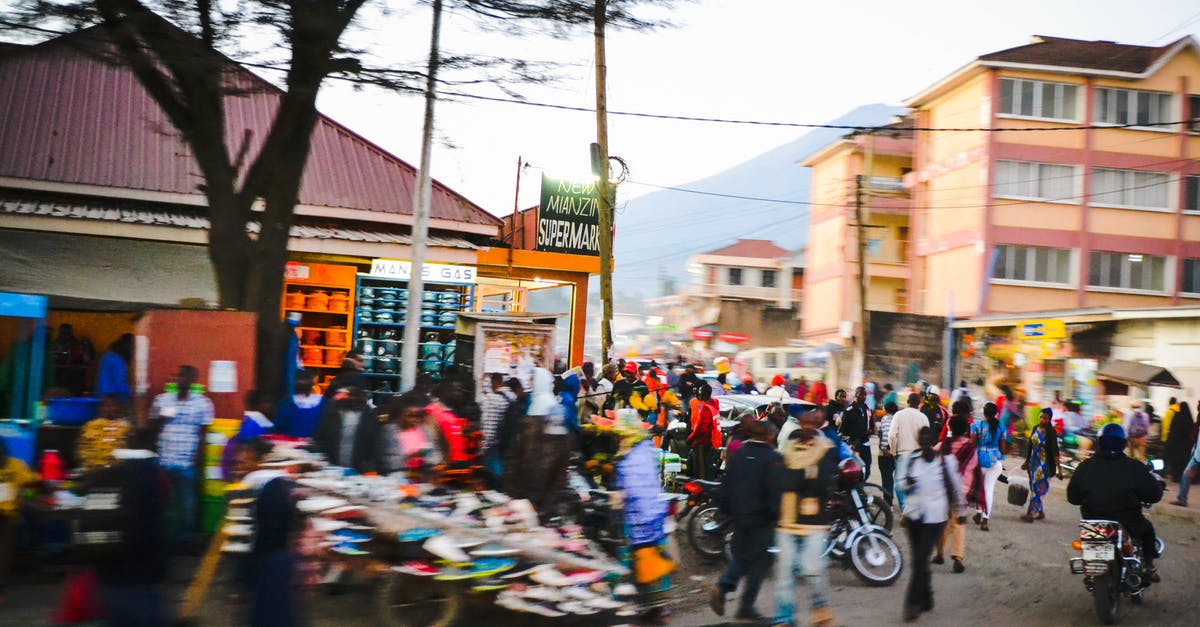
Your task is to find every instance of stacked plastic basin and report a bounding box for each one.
[201,418,241,533]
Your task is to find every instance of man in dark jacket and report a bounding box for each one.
[313,387,380,472]
[1067,423,1165,578]
[677,364,702,411]
[711,420,781,621]
[82,430,169,625]
[839,386,872,481]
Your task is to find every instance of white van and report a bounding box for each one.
[737,346,824,388]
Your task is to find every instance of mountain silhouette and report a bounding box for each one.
[611,103,904,302]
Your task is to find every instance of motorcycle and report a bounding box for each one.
[1067,459,1167,624]
[688,460,903,586]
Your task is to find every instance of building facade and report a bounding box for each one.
[904,35,1200,319]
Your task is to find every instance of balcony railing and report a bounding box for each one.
[866,176,906,193]
[686,283,803,304]
[865,239,909,265]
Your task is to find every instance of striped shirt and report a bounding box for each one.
[877,412,895,453]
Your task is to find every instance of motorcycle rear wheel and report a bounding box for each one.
[688,506,728,560]
[848,531,902,586]
[860,484,894,531]
[1091,574,1123,624]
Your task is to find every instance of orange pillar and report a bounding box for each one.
[569,275,589,365]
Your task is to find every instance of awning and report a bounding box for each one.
[1095,359,1181,389]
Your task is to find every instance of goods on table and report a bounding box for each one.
[220,440,638,620]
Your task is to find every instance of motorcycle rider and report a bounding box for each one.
[1066,423,1165,581]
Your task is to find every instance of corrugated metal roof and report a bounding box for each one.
[0,197,477,248]
[702,239,791,259]
[979,35,1177,74]
[0,28,500,228]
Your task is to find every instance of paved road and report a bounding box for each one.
[4,477,1197,625]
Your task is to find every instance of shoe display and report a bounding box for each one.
[558,601,600,615]
[470,544,521,557]
[472,577,509,592]
[391,561,441,577]
[222,524,252,537]
[397,528,441,543]
[310,518,350,533]
[329,529,371,543]
[423,534,470,563]
[222,541,251,553]
[331,542,369,556]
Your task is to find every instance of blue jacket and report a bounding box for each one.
[96,351,130,401]
[718,440,783,529]
[559,374,581,434]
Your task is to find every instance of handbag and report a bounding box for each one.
[1007,476,1030,506]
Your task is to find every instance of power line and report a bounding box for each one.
[442,90,1196,133]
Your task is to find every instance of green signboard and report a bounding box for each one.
[537,175,604,256]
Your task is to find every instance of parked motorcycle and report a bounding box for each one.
[1067,459,1167,624]
[688,460,903,586]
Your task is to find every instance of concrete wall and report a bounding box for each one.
[1110,317,1200,410]
[865,311,947,388]
[718,299,800,347]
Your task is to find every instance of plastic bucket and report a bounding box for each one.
[0,421,36,464]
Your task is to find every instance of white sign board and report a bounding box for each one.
[370,259,477,285]
[134,335,149,394]
[208,360,238,393]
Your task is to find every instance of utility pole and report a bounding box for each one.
[852,130,875,385]
[593,0,615,365]
[401,0,443,391]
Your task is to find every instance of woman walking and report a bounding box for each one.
[1164,402,1195,483]
[900,427,964,622]
[970,402,1007,531]
[1021,407,1061,522]
[933,409,985,573]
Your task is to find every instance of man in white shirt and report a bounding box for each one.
[887,393,930,511]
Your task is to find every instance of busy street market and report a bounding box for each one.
[4,1,1200,626]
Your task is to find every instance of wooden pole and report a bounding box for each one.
[593,0,614,366]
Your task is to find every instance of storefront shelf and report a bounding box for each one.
[299,344,350,350]
[355,322,456,330]
[302,361,341,369]
[362,372,401,378]
[286,282,352,291]
[286,307,351,315]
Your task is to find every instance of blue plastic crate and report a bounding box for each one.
[45,397,101,425]
[0,420,36,464]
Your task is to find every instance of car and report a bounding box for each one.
[716,393,819,428]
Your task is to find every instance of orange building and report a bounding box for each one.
[799,119,913,347]
[904,35,1200,317]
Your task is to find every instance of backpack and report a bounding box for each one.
[1128,411,1149,439]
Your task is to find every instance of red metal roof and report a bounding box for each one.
[702,239,790,259]
[978,35,1180,74]
[0,28,500,228]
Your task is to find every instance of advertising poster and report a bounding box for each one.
[536,175,606,256]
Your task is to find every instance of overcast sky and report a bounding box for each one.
[312,0,1200,216]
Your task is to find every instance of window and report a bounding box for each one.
[1091,168,1171,210]
[995,160,1078,202]
[1186,176,1200,213]
[993,245,1073,285]
[1095,88,1173,129]
[999,78,1080,121]
[761,269,777,288]
[1183,258,1200,294]
[1189,95,1200,133]
[1088,251,1166,291]
[762,352,778,369]
[727,267,743,286]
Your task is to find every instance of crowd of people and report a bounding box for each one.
[3,350,1194,625]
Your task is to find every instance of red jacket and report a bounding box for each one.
[426,402,469,463]
[688,399,722,449]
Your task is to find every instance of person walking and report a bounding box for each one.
[1123,401,1150,462]
[922,389,949,442]
[899,427,964,622]
[1164,401,1195,484]
[479,373,512,486]
[772,409,839,627]
[687,383,721,481]
[236,439,301,627]
[876,401,898,506]
[840,386,872,481]
[1021,407,1061,522]
[710,421,781,622]
[1170,407,1200,507]
[970,402,1008,531]
[933,411,984,573]
[151,364,214,552]
[888,393,930,511]
[313,387,381,472]
[824,389,846,429]
[275,371,324,439]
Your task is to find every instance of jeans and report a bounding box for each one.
[904,521,945,613]
[895,453,913,511]
[166,467,196,549]
[100,584,165,627]
[773,530,829,625]
[854,443,871,482]
[877,455,896,506]
[717,525,774,616]
[1178,458,1199,504]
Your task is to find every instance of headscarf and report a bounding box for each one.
[526,367,558,416]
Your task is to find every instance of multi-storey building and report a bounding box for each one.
[799,119,913,347]
[904,35,1200,317]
